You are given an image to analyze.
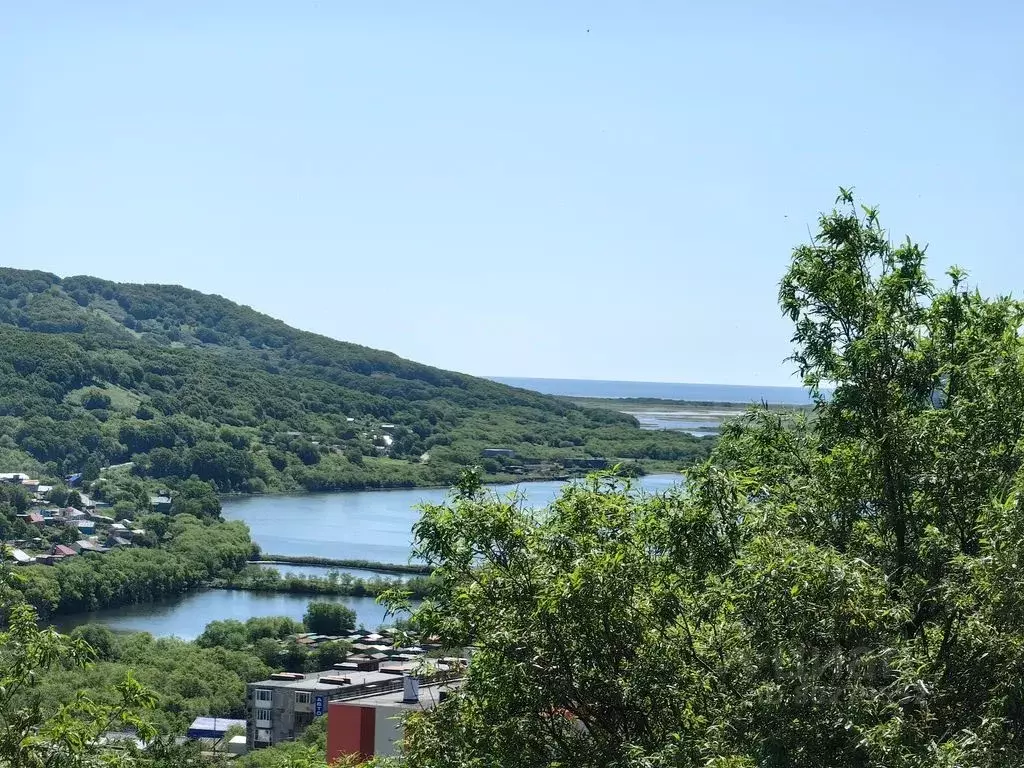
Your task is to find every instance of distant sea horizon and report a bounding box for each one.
[489,377,817,405]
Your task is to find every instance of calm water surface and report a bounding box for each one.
[257,563,410,580]
[57,474,682,638]
[222,473,683,561]
[633,415,723,435]
[51,590,399,640]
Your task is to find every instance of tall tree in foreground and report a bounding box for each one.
[389,190,1024,767]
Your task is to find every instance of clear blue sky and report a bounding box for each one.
[3,2,1022,387]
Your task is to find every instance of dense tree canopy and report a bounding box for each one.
[0,602,157,768]
[15,514,256,618]
[303,601,357,636]
[391,193,1024,767]
[0,268,710,495]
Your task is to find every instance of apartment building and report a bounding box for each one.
[246,670,411,748]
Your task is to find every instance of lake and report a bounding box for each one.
[55,474,684,639]
[220,473,684,562]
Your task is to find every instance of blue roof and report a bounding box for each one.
[186,717,246,738]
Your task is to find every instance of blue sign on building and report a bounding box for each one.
[314,695,325,717]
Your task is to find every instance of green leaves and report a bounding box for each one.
[0,603,159,768]
[393,192,1024,767]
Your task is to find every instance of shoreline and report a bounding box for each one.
[216,470,672,504]
[252,556,432,576]
[209,393,702,504]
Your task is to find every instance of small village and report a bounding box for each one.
[2,468,467,760]
[0,471,149,566]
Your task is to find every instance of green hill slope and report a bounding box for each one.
[0,268,710,495]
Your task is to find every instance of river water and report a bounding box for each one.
[55,473,684,639]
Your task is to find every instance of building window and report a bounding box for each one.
[255,688,272,703]
[256,708,272,722]
[295,691,311,705]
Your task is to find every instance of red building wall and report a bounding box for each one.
[326,702,375,763]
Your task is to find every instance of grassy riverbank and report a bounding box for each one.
[215,564,432,599]
[253,554,433,575]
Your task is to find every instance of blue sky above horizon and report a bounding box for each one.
[4,1,1022,387]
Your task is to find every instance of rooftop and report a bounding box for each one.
[251,669,398,692]
[329,679,461,711]
[8,549,34,563]
[188,717,246,734]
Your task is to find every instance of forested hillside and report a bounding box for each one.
[0,268,709,494]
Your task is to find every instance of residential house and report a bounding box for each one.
[149,495,172,513]
[74,519,96,535]
[51,544,77,558]
[27,512,44,526]
[481,448,515,458]
[106,536,132,548]
[0,474,41,492]
[8,549,35,565]
[186,717,247,740]
[76,539,104,553]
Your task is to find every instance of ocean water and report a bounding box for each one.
[491,377,815,405]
